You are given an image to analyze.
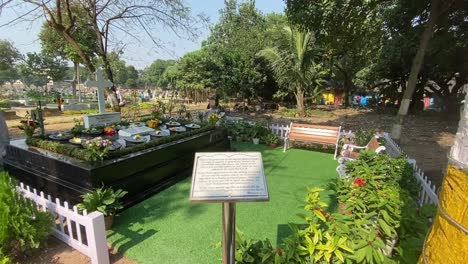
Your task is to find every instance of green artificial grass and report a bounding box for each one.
[107,142,339,264]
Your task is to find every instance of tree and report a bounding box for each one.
[286,0,383,105]
[206,0,270,100]
[18,52,67,90]
[0,40,21,85]
[1,0,205,111]
[39,7,98,96]
[141,59,176,87]
[258,27,327,116]
[390,0,442,139]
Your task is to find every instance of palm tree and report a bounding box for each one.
[258,27,326,117]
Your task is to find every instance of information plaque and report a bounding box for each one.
[190,152,269,202]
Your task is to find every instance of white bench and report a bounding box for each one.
[284,122,341,159]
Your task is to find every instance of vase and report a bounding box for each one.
[252,138,260,144]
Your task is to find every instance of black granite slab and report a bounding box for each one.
[4,129,229,207]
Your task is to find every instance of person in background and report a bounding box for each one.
[55,94,64,111]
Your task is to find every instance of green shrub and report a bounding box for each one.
[0,171,52,260]
[234,152,434,264]
[77,186,127,216]
[235,230,282,264]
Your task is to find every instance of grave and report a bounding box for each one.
[83,69,121,128]
[4,129,229,207]
[118,126,155,137]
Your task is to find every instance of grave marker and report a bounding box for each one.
[190,152,269,264]
[84,69,121,128]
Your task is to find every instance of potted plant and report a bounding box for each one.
[250,122,268,145]
[264,133,280,148]
[77,186,128,230]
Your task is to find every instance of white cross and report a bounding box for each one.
[85,69,113,114]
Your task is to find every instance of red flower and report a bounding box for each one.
[353,178,366,187]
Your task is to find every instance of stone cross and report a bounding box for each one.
[85,69,113,114]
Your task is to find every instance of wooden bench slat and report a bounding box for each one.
[285,122,341,159]
[290,135,337,144]
[292,124,340,131]
[291,130,338,137]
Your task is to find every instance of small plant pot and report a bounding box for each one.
[270,143,278,148]
[252,138,260,145]
[104,215,114,230]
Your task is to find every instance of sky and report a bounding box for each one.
[0,0,285,70]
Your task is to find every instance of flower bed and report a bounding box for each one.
[26,125,215,162]
[235,151,436,263]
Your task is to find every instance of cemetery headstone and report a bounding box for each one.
[84,69,121,128]
[190,152,269,264]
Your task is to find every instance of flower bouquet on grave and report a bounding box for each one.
[83,137,112,161]
[146,119,160,129]
[208,113,219,126]
[103,126,117,136]
[18,112,38,138]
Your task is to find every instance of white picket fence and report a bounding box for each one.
[17,183,110,264]
[269,123,439,206]
[383,133,439,206]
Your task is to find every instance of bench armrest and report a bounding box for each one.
[342,144,367,151]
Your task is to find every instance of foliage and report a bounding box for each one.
[235,229,282,264]
[286,0,384,105]
[366,0,465,104]
[264,133,280,145]
[140,59,176,87]
[0,40,21,85]
[354,130,378,146]
[77,186,127,216]
[258,26,327,116]
[82,137,112,161]
[234,151,434,263]
[38,6,97,64]
[17,52,67,88]
[250,121,269,139]
[0,171,52,260]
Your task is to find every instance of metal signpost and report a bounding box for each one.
[190,152,269,264]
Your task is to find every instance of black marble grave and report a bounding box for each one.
[4,129,229,207]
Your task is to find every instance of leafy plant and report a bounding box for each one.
[264,133,280,145]
[0,171,52,260]
[354,129,378,146]
[82,137,112,161]
[71,118,84,136]
[76,186,127,216]
[235,229,283,264]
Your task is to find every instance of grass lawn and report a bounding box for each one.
[107,142,339,264]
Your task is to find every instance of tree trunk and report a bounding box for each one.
[391,0,440,140]
[71,62,78,97]
[344,77,352,106]
[295,84,305,117]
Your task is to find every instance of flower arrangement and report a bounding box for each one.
[208,113,219,125]
[19,120,37,138]
[103,126,117,136]
[83,137,112,161]
[147,119,159,129]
